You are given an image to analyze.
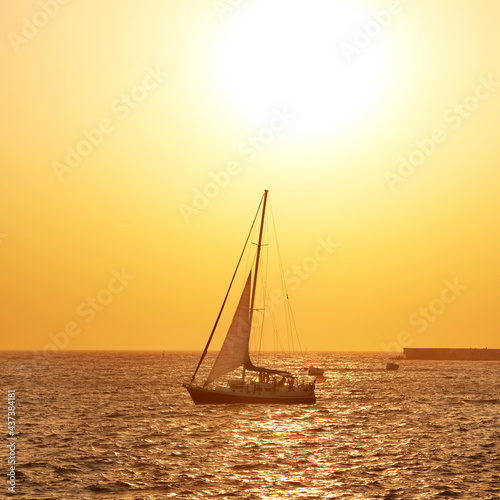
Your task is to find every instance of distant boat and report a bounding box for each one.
[184,190,317,404]
[386,362,399,371]
[308,366,324,376]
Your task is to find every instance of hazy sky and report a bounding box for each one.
[2,0,499,352]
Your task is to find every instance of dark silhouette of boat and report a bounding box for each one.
[386,362,399,371]
[184,190,317,404]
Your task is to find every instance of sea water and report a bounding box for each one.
[1,351,499,499]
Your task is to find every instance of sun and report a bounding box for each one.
[209,0,396,143]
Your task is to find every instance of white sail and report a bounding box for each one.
[205,274,252,385]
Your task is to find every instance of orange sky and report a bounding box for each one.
[1,0,499,352]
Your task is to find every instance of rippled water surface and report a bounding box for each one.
[1,351,499,499]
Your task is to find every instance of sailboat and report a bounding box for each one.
[184,190,317,404]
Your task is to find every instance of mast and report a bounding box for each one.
[249,189,268,326]
[244,190,290,376]
[206,190,268,386]
[187,192,264,386]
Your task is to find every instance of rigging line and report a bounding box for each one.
[259,267,268,357]
[247,252,261,360]
[252,253,267,363]
[252,272,265,363]
[264,259,282,366]
[255,309,264,364]
[268,198,303,355]
[288,303,303,355]
[247,190,268,367]
[259,218,270,358]
[243,226,259,312]
[266,286,285,354]
[266,199,283,358]
[259,269,285,366]
[268,198,287,293]
[189,193,264,385]
[253,253,274,363]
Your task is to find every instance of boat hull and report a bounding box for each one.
[185,385,316,405]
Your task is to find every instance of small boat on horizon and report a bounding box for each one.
[184,190,318,404]
[307,365,325,376]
